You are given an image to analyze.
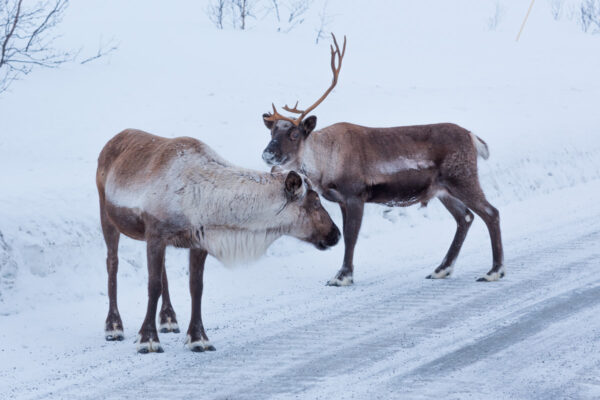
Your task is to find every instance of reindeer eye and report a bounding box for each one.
[290,130,300,140]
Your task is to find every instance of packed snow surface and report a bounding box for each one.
[1,0,599,399]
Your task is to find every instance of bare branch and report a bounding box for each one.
[0,0,22,68]
[80,37,118,65]
[0,0,74,93]
[315,0,334,44]
[207,0,227,29]
[25,0,66,52]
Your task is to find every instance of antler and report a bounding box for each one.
[264,33,346,126]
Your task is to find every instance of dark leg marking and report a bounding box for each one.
[100,203,124,341]
[159,266,180,333]
[327,197,364,287]
[426,195,474,279]
[448,182,504,281]
[137,237,165,353]
[186,248,215,352]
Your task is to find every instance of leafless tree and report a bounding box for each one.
[284,0,311,32]
[207,0,227,29]
[0,0,73,93]
[232,0,256,30]
[487,1,505,31]
[315,0,333,43]
[206,0,314,32]
[549,0,564,20]
[271,0,311,32]
[580,0,600,32]
[271,0,281,26]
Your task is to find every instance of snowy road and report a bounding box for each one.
[1,1,599,398]
[3,182,599,400]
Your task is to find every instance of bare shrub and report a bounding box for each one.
[580,0,600,32]
[0,0,73,93]
[549,0,564,19]
[487,1,505,31]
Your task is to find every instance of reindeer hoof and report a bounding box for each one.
[326,275,353,287]
[186,335,216,352]
[136,336,163,353]
[105,330,125,341]
[159,318,180,334]
[137,346,164,354]
[426,268,453,279]
[477,267,506,282]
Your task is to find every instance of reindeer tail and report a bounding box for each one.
[469,132,490,160]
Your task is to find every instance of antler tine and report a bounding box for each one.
[264,103,300,125]
[330,33,346,79]
[294,33,346,120]
[266,33,346,126]
[283,101,305,114]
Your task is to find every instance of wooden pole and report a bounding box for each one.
[516,0,536,41]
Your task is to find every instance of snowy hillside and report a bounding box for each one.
[1,0,600,398]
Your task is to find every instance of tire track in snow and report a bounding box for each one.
[394,282,600,384]
[66,227,600,400]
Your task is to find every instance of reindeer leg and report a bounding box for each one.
[158,266,180,334]
[427,195,473,279]
[136,237,165,353]
[449,184,504,282]
[327,197,364,286]
[186,248,215,352]
[100,204,124,341]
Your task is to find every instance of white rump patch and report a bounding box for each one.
[469,132,490,160]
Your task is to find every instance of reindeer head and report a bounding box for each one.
[281,170,340,250]
[262,33,346,167]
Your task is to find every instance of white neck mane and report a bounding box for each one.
[179,160,301,266]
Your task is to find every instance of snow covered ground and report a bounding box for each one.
[1,0,599,399]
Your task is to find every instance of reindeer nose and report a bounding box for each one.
[326,225,341,246]
[262,150,276,164]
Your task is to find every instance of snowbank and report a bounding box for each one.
[0,0,599,314]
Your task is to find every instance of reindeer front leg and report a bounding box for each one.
[136,238,165,353]
[327,197,364,286]
[186,248,215,352]
[159,266,180,333]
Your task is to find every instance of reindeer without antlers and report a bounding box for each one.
[97,129,340,352]
[261,33,504,286]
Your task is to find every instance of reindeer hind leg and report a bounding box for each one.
[100,203,124,341]
[427,195,474,279]
[447,182,504,282]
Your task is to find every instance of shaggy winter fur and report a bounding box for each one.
[262,118,503,285]
[97,129,339,353]
[104,133,309,265]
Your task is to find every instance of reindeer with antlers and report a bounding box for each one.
[261,34,504,286]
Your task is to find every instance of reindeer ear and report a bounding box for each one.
[263,113,275,130]
[284,171,303,200]
[302,115,317,136]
